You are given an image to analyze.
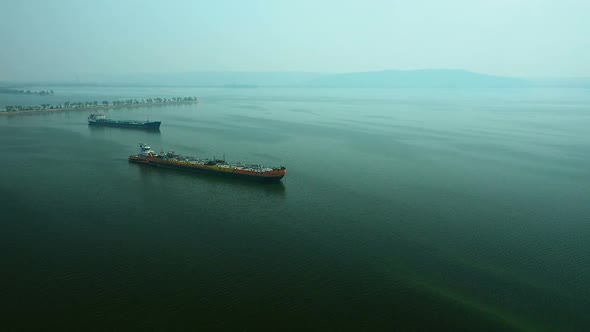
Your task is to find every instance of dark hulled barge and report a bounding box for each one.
[129,144,287,182]
[88,114,161,129]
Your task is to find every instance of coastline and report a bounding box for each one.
[0,99,199,116]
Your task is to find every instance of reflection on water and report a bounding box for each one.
[87,124,161,134]
[134,162,287,197]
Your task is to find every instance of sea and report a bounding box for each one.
[0,86,589,331]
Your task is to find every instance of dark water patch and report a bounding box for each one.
[365,114,393,120]
[233,103,266,111]
[289,108,316,115]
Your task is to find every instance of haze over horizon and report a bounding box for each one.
[1,0,589,81]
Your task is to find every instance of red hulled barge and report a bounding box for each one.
[129,144,287,182]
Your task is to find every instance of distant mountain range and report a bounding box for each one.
[306,69,531,88]
[88,69,532,88]
[2,69,589,88]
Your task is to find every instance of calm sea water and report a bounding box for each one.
[1,87,589,330]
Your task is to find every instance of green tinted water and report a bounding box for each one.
[1,87,589,330]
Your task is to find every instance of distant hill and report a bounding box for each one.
[305,69,532,88]
[6,69,590,88]
[90,69,531,88]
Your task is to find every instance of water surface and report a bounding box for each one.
[1,87,589,330]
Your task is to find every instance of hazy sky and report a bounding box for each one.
[1,0,589,81]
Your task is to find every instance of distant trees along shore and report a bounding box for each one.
[3,96,198,112]
[0,88,54,95]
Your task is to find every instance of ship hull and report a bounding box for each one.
[129,157,286,183]
[89,121,161,129]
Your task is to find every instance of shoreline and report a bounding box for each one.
[0,100,199,116]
